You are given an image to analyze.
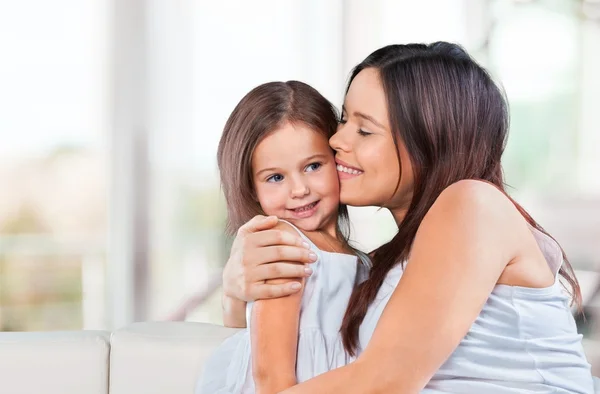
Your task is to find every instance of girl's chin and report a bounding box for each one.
[287,218,320,232]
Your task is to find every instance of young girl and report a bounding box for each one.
[195,81,369,394]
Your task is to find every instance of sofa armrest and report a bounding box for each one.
[109,321,240,394]
[0,330,110,394]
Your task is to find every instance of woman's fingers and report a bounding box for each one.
[226,215,316,301]
[247,245,317,267]
[252,262,312,282]
[236,215,278,236]
[248,229,308,248]
[252,281,304,299]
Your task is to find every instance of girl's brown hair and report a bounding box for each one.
[339,42,582,356]
[217,80,350,238]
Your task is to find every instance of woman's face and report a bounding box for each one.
[330,68,414,218]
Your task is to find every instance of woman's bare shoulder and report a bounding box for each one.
[416,179,527,263]
[432,179,521,226]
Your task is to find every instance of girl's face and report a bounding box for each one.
[330,68,414,220]
[252,122,340,233]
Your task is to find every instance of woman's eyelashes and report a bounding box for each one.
[338,113,371,137]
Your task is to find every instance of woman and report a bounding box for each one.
[219,42,594,393]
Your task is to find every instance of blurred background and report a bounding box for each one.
[1,0,599,371]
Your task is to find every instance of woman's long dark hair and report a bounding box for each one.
[339,42,582,356]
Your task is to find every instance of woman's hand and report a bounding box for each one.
[222,215,317,327]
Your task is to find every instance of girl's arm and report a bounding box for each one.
[281,180,526,393]
[252,221,306,394]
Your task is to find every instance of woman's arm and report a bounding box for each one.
[251,222,306,393]
[222,294,248,328]
[221,215,317,327]
[282,180,525,393]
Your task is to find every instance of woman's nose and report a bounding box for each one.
[329,126,350,153]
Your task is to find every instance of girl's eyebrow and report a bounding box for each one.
[303,154,328,163]
[255,166,279,177]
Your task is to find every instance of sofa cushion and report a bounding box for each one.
[109,321,239,394]
[0,330,110,394]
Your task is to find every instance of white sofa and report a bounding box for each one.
[2,322,599,394]
[0,322,239,394]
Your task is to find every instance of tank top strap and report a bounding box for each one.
[529,224,563,278]
[278,220,372,268]
[277,219,317,249]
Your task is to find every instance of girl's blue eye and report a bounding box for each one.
[266,174,284,183]
[306,162,322,172]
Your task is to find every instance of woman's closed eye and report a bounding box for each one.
[266,173,284,183]
[338,113,370,136]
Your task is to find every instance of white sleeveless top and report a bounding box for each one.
[358,226,594,393]
[195,221,369,393]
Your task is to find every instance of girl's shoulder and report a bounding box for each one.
[276,220,363,265]
[274,219,314,246]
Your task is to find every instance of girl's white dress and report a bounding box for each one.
[195,221,369,393]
